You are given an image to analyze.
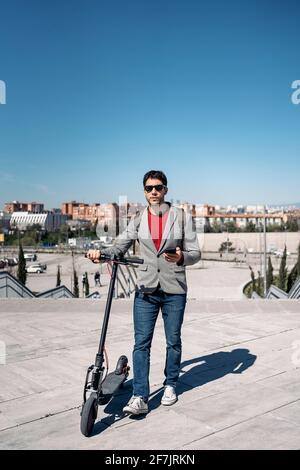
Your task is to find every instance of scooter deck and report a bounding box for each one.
[101,371,127,395]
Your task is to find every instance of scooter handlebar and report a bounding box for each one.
[123,256,144,265]
[85,252,144,265]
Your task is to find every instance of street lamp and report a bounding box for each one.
[263,205,267,297]
[226,228,230,261]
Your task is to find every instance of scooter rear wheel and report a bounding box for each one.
[80,393,98,437]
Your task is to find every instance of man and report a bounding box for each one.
[94,271,101,287]
[87,170,201,415]
[81,273,86,291]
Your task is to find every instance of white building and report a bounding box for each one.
[246,205,265,214]
[10,212,68,231]
[68,237,91,249]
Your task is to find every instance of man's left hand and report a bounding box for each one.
[163,247,184,264]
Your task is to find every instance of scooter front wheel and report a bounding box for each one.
[80,393,98,437]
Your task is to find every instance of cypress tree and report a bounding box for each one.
[73,269,79,298]
[17,242,27,286]
[266,256,274,291]
[278,245,288,291]
[287,264,298,292]
[56,265,61,287]
[257,270,263,297]
[85,271,89,297]
[297,242,300,276]
[250,266,256,295]
[287,243,300,292]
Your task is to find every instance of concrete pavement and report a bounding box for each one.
[2,253,256,300]
[0,298,300,449]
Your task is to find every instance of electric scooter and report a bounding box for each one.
[80,253,144,437]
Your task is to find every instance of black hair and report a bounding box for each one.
[143,170,167,187]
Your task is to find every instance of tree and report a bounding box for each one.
[224,221,239,233]
[257,270,264,297]
[266,256,274,291]
[84,271,90,297]
[249,266,256,294]
[278,244,288,291]
[71,249,79,297]
[59,224,69,244]
[210,220,222,233]
[248,266,264,297]
[245,221,256,232]
[266,223,285,232]
[297,242,300,275]
[56,265,61,287]
[73,269,79,298]
[287,264,298,292]
[285,219,299,232]
[17,242,27,286]
[287,243,300,292]
[219,241,234,253]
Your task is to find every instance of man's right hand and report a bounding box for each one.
[86,249,101,263]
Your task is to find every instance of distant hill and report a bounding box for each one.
[269,203,300,209]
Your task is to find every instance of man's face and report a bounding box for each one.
[144,178,168,207]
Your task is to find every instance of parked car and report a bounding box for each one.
[24,253,37,262]
[0,259,6,269]
[37,262,47,271]
[5,258,18,266]
[26,264,46,274]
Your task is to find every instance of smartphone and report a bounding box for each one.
[164,248,177,255]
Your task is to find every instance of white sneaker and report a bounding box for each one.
[161,385,177,406]
[123,396,148,415]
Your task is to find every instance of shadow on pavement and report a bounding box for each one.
[91,379,133,436]
[91,348,256,436]
[147,348,257,411]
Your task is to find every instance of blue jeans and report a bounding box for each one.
[132,287,187,401]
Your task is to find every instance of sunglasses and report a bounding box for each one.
[144,184,166,193]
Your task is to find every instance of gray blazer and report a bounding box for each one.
[102,204,201,294]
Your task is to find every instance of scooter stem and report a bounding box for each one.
[95,261,118,368]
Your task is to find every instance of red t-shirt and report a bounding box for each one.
[148,208,169,251]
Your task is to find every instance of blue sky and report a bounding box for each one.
[0,0,300,208]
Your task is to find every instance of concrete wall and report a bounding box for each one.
[197,232,300,253]
[0,272,34,298]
